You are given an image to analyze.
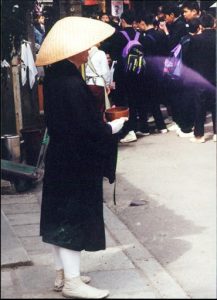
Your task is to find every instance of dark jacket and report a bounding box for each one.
[110,27,144,64]
[140,28,169,81]
[110,27,145,90]
[184,29,216,86]
[167,17,188,50]
[141,28,169,57]
[40,60,118,251]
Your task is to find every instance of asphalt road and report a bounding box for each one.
[104,115,216,299]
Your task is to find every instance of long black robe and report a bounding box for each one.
[40,60,117,251]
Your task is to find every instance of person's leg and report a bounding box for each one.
[57,246,109,299]
[53,245,91,292]
[150,101,167,131]
[178,88,195,133]
[193,89,206,137]
[211,105,216,135]
[53,245,63,271]
[167,79,182,126]
[135,81,150,135]
[58,247,81,279]
[53,245,64,291]
[148,81,167,131]
[208,90,216,135]
[119,76,138,142]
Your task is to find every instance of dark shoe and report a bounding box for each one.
[136,130,150,136]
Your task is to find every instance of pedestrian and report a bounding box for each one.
[159,2,188,133]
[181,1,201,24]
[160,2,188,50]
[85,44,111,116]
[136,12,169,135]
[184,14,216,143]
[35,16,127,299]
[33,13,46,51]
[111,10,146,143]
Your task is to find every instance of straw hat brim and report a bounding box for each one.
[35,17,115,66]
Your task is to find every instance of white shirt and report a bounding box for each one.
[85,46,111,87]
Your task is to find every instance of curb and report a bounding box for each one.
[1,210,32,268]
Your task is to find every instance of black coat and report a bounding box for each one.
[110,27,144,64]
[183,29,216,86]
[141,28,169,57]
[167,17,188,50]
[40,60,118,251]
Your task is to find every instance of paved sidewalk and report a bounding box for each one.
[1,183,188,299]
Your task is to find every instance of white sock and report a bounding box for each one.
[52,245,63,271]
[58,246,81,278]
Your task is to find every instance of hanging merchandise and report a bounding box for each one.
[1,60,10,68]
[21,41,38,89]
[111,0,123,17]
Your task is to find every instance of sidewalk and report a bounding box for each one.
[1,182,188,299]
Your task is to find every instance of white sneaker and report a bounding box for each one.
[120,131,137,143]
[177,130,194,138]
[167,122,179,132]
[190,136,205,143]
[147,116,154,123]
[213,134,217,142]
[62,276,109,299]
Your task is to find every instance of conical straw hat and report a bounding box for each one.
[35,16,115,66]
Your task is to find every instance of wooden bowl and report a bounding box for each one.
[105,106,129,121]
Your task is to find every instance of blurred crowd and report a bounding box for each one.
[85,1,216,144]
[34,1,216,144]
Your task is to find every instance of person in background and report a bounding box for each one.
[136,12,168,135]
[159,2,188,133]
[33,13,46,51]
[36,16,127,299]
[160,2,188,50]
[85,43,111,117]
[111,10,146,143]
[99,11,110,23]
[99,12,116,60]
[181,1,201,24]
[175,18,202,138]
[187,17,202,35]
[184,14,216,143]
[110,16,121,31]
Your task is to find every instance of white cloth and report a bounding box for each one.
[58,246,81,278]
[108,117,128,134]
[1,60,10,68]
[52,245,64,270]
[21,43,38,89]
[85,46,111,87]
[109,60,117,85]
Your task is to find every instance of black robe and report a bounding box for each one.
[40,60,118,251]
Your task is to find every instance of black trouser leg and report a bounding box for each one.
[144,81,166,131]
[211,107,216,134]
[178,89,195,133]
[125,76,145,132]
[150,102,167,130]
[193,89,207,137]
[207,89,216,135]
